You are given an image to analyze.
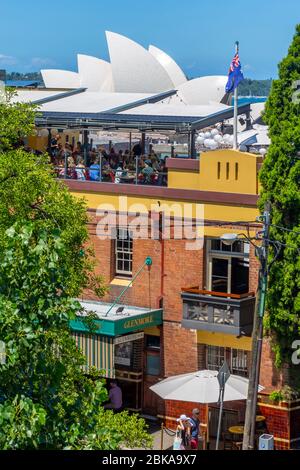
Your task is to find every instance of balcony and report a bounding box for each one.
[181,288,256,336]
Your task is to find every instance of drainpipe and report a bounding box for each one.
[156,212,166,309]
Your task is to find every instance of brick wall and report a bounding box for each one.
[290,406,300,448]
[258,400,290,450]
[85,211,162,309]
[259,337,286,390]
[164,401,208,431]
[249,243,260,293]
[82,211,298,446]
[197,344,206,370]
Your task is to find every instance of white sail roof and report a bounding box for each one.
[149,45,187,87]
[106,31,174,93]
[177,76,228,105]
[77,54,114,92]
[39,91,154,113]
[41,70,81,89]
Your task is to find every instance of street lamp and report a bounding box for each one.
[220,233,239,246]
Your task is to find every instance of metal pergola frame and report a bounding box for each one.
[35,103,251,134]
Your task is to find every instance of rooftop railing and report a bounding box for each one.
[52,154,168,187]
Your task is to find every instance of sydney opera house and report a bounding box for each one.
[41,31,228,100]
[12,31,267,154]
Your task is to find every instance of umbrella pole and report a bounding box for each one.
[206,404,210,450]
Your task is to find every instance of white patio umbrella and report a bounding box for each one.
[150,369,264,404]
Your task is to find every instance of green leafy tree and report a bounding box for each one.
[0,91,152,449]
[260,25,300,369]
[0,89,36,152]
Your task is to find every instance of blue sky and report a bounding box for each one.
[0,0,298,78]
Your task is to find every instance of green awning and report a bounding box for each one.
[72,332,115,378]
[70,301,163,378]
[70,302,163,337]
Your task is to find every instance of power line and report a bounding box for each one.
[269,224,300,236]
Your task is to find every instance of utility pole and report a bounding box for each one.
[242,202,271,450]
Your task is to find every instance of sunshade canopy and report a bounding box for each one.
[150,369,264,404]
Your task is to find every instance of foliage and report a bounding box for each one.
[238,78,272,97]
[0,94,151,449]
[0,396,47,450]
[0,89,37,152]
[6,72,43,83]
[269,386,300,404]
[260,24,300,366]
[269,390,284,403]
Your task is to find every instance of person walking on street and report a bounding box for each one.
[176,415,191,450]
[189,408,201,450]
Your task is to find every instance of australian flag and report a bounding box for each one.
[225,53,244,93]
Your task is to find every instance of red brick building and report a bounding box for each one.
[66,151,299,450]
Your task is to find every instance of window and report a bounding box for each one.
[146,354,161,376]
[217,162,221,179]
[206,346,249,376]
[145,335,161,376]
[146,335,160,350]
[206,239,250,294]
[231,349,248,377]
[207,345,225,371]
[235,163,239,180]
[115,229,133,276]
[210,239,245,254]
[226,162,230,180]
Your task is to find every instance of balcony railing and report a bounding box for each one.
[181,288,256,336]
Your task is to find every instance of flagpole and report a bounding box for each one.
[233,41,239,150]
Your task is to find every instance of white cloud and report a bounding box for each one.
[0,54,18,66]
[30,57,56,68]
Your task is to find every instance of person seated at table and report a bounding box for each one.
[124,149,130,162]
[142,160,155,184]
[150,154,160,172]
[104,380,123,412]
[89,157,101,181]
[157,159,168,186]
[132,141,142,157]
[90,147,98,161]
[75,157,87,181]
[56,158,66,178]
[67,156,76,179]
[109,147,116,162]
[110,157,119,171]
[115,166,124,184]
[75,141,83,155]
[118,149,124,162]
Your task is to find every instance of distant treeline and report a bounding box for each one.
[6,72,43,82]
[238,78,273,97]
[5,72,272,97]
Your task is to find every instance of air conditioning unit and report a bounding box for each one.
[259,434,274,450]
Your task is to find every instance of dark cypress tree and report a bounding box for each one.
[260,25,300,373]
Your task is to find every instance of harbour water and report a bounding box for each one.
[236,96,267,105]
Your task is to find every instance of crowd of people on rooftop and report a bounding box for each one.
[49,134,168,186]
